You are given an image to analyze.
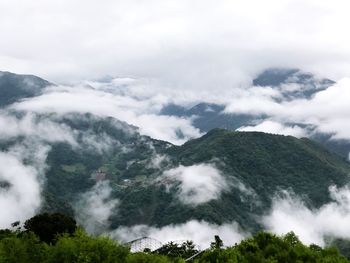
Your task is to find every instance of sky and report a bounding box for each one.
[1,0,350,89]
[2,0,350,143]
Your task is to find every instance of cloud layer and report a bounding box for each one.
[224,78,350,143]
[13,84,201,144]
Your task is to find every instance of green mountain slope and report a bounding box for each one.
[1,111,348,233]
[169,129,350,206]
[1,70,349,235]
[104,129,350,231]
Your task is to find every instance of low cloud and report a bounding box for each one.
[13,84,202,145]
[238,120,307,138]
[147,154,170,169]
[74,181,119,234]
[262,185,350,246]
[159,164,228,205]
[0,112,76,144]
[111,220,248,249]
[0,149,46,228]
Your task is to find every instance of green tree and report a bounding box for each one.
[210,235,223,249]
[155,240,198,259]
[24,213,77,244]
[48,228,129,263]
[0,232,49,263]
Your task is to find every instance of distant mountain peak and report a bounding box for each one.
[0,70,53,107]
[253,68,334,87]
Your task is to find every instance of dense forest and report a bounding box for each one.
[1,213,350,263]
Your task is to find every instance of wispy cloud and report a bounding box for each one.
[0,145,48,228]
[263,185,350,246]
[74,181,119,234]
[13,83,202,144]
[159,164,228,205]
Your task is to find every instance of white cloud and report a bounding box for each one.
[0,112,76,144]
[13,84,202,144]
[75,181,119,234]
[0,151,44,228]
[111,220,247,249]
[160,164,228,205]
[263,185,350,246]
[226,78,350,141]
[147,154,169,169]
[238,120,307,138]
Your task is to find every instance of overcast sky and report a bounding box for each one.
[1,0,350,88]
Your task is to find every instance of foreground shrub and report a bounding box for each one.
[24,213,77,244]
[48,228,129,263]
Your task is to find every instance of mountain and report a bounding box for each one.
[160,103,255,132]
[160,68,335,132]
[18,118,348,232]
[0,71,52,106]
[106,129,350,231]
[1,69,350,236]
[252,68,334,99]
[160,68,350,159]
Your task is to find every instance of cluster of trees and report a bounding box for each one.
[0,213,350,262]
[199,232,349,263]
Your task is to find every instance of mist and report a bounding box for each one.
[159,164,228,205]
[13,84,202,144]
[111,220,248,249]
[0,145,48,228]
[74,181,119,234]
[263,185,350,246]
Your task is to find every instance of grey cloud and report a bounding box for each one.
[1,0,350,89]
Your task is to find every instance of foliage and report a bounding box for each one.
[48,228,129,263]
[24,213,77,244]
[126,252,184,263]
[332,238,350,259]
[0,220,349,263]
[197,232,349,263]
[0,232,49,263]
[210,235,223,250]
[155,240,198,259]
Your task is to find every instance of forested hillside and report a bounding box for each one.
[21,121,350,232]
